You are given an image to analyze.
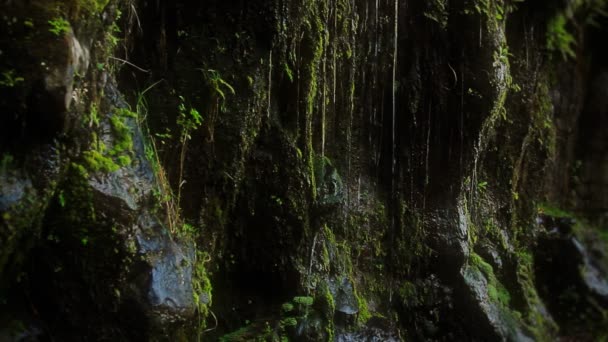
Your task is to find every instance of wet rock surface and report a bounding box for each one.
[2,0,608,340]
[1,80,198,339]
[32,85,196,338]
[328,277,359,324]
[460,263,532,342]
[427,206,470,275]
[335,318,401,342]
[534,214,608,337]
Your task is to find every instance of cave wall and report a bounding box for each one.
[1,0,607,340]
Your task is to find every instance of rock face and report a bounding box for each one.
[1,0,607,341]
[535,215,608,339]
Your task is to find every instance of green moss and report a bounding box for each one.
[300,1,329,201]
[283,62,294,82]
[469,252,510,307]
[109,110,134,156]
[488,282,511,307]
[219,326,250,342]
[538,203,606,247]
[280,317,297,328]
[516,250,533,267]
[88,103,100,127]
[293,296,314,307]
[193,251,212,333]
[82,107,136,173]
[71,162,90,179]
[470,253,494,279]
[83,149,120,173]
[356,294,372,325]
[220,321,280,342]
[116,155,131,167]
[317,282,335,341]
[282,302,294,313]
[514,249,558,339]
[537,203,575,218]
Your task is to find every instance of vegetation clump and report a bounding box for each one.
[48,17,70,36]
[547,14,576,60]
[546,0,608,60]
[83,107,136,173]
[193,251,213,336]
[469,252,511,307]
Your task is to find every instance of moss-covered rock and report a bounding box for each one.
[2,0,608,340]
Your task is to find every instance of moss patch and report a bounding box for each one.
[469,252,511,307]
[83,107,136,173]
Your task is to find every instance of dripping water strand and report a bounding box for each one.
[296,34,302,137]
[424,100,431,210]
[307,232,319,293]
[346,0,356,211]
[391,0,398,189]
[332,0,337,149]
[321,4,329,160]
[390,0,399,300]
[460,57,464,178]
[268,50,272,119]
[375,0,379,57]
[357,176,361,203]
[471,147,478,207]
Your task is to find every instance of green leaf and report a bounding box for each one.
[58,192,66,207]
[218,78,235,95]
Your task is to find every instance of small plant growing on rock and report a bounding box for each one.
[48,17,70,36]
[547,14,576,60]
[0,70,24,87]
[200,68,235,111]
[176,95,203,209]
[477,180,488,192]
